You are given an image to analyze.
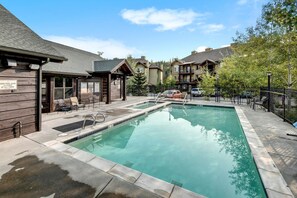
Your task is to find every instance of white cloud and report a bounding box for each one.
[221,44,230,48]
[44,36,142,59]
[196,46,208,52]
[202,24,225,33]
[238,0,264,6]
[121,7,200,31]
[237,0,248,5]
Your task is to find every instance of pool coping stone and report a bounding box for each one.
[235,107,294,198]
[41,100,291,198]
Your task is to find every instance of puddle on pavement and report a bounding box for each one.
[0,155,96,198]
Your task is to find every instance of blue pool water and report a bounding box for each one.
[130,102,156,109]
[69,105,266,198]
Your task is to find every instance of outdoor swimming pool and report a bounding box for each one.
[69,105,267,198]
[129,101,157,109]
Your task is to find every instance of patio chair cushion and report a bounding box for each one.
[70,97,85,109]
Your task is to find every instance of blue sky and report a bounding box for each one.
[1,0,268,61]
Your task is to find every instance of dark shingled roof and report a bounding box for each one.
[94,59,125,73]
[43,41,103,76]
[94,59,134,75]
[134,58,148,64]
[0,5,66,62]
[149,63,163,71]
[134,57,149,68]
[182,47,233,64]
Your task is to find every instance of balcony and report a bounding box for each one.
[179,69,194,75]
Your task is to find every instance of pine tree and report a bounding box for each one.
[132,72,147,96]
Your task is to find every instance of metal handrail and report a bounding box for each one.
[95,112,106,123]
[155,92,161,104]
[13,121,22,138]
[183,93,188,105]
[82,112,106,129]
[82,114,96,129]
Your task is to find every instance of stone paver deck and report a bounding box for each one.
[0,96,296,197]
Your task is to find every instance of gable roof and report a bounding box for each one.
[0,5,66,62]
[149,63,163,71]
[134,57,148,64]
[42,41,103,76]
[182,46,232,64]
[93,59,134,75]
[134,57,149,68]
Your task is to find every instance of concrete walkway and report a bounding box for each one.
[242,106,297,197]
[0,96,296,197]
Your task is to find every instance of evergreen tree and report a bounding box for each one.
[131,72,147,96]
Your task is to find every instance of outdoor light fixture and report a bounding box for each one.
[2,58,17,67]
[29,64,40,70]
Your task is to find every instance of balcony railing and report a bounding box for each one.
[179,69,194,74]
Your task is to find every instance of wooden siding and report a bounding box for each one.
[0,65,38,142]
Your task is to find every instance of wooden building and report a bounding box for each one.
[174,47,233,92]
[42,41,104,112]
[0,5,66,141]
[0,4,133,142]
[42,42,134,112]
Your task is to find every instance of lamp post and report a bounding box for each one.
[267,72,272,112]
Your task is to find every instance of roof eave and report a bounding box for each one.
[43,70,91,77]
[0,46,67,63]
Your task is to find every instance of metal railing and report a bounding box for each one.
[260,87,297,124]
[183,93,188,105]
[82,112,106,129]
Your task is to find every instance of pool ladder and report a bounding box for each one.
[182,93,188,105]
[155,92,161,104]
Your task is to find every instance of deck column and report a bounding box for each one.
[106,73,111,104]
[122,74,126,101]
[37,66,42,131]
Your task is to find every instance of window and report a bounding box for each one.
[55,77,63,87]
[137,67,144,73]
[88,82,94,93]
[65,78,73,98]
[81,81,100,94]
[94,82,100,92]
[174,65,179,72]
[54,77,64,100]
[81,82,88,93]
[54,77,74,100]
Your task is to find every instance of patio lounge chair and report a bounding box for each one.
[70,97,85,110]
[252,96,268,111]
[55,99,72,112]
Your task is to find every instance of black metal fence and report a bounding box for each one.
[260,87,297,124]
[129,84,297,124]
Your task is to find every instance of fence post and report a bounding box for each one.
[283,88,286,122]
[267,73,271,112]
